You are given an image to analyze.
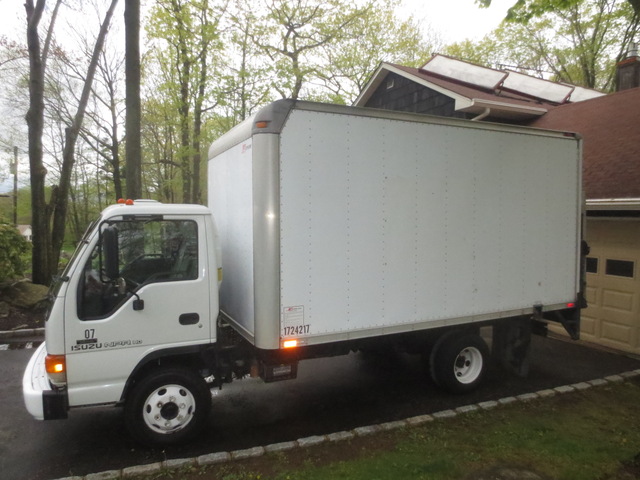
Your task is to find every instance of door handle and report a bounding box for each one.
[179,313,200,325]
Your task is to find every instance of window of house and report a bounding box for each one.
[605,259,634,278]
[586,257,598,274]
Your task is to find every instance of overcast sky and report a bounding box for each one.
[399,0,512,44]
[0,0,513,45]
[0,0,513,193]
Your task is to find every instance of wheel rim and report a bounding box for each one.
[141,384,196,435]
[453,346,483,384]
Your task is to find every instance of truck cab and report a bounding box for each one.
[24,200,221,443]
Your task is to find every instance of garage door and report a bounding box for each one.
[578,218,640,355]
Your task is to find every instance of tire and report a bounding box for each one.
[430,332,489,394]
[124,367,212,446]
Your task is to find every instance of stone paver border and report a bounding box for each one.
[49,369,640,480]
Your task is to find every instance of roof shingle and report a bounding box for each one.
[528,87,640,200]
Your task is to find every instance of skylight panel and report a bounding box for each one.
[567,86,606,102]
[501,71,572,103]
[422,55,506,90]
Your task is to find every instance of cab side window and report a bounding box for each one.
[78,219,198,320]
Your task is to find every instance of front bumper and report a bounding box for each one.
[22,342,68,420]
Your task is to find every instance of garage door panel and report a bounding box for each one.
[580,315,598,337]
[585,285,598,305]
[601,321,633,345]
[602,289,635,315]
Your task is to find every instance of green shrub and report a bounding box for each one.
[0,223,31,283]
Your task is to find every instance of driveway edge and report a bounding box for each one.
[51,369,640,480]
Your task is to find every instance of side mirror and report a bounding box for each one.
[102,225,119,280]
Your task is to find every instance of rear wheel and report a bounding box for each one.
[430,332,489,394]
[124,367,211,446]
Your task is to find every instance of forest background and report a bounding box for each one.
[0,0,638,285]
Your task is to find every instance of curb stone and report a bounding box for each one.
[516,393,539,402]
[121,463,162,478]
[264,441,298,453]
[477,400,499,410]
[327,431,354,442]
[85,471,120,480]
[353,425,379,436]
[41,369,640,480]
[378,420,407,431]
[297,435,326,448]
[455,404,479,414]
[432,409,456,419]
[162,458,196,469]
[554,385,575,394]
[535,389,556,398]
[231,446,265,460]
[406,414,434,425]
[571,382,591,391]
[197,452,230,466]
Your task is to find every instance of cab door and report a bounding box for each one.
[64,215,212,407]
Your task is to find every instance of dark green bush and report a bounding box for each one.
[0,223,30,283]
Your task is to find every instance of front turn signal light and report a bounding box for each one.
[45,354,67,386]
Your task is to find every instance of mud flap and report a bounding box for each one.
[492,317,531,377]
[550,307,581,341]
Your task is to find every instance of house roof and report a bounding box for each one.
[528,87,640,201]
[354,55,604,121]
[17,225,31,235]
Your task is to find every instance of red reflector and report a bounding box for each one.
[566,302,576,308]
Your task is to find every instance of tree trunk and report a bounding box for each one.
[25,0,53,285]
[125,0,142,199]
[49,0,119,275]
[179,52,192,204]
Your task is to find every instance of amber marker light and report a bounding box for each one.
[255,120,269,129]
[45,354,65,373]
[283,339,298,349]
[45,354,67,385]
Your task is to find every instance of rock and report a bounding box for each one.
[0,301,9,318]
[0,281,49,310]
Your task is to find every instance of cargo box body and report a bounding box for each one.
[208,100,582,351]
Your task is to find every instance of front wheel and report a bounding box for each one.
[124,367,212,446]
[430,332,489,394]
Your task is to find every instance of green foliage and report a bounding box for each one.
[505,0,583,22]
[0,222,30,282]
[229,0,438,105]
[315,0,440,104]
[445,0,639,91]
[0,187,32,225]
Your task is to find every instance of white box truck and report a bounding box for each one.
[23,100,584,446]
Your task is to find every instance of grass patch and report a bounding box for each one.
[134,379,640,480]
